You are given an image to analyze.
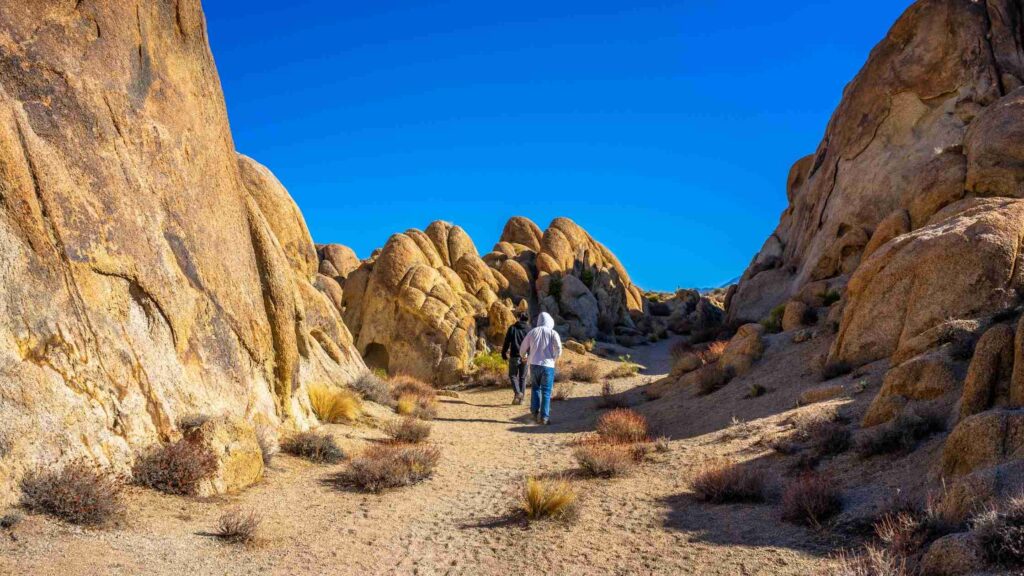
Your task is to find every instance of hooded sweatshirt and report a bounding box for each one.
[519,312,563,368]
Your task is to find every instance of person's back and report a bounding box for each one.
[501,313,531,404]
[519,312,562,424]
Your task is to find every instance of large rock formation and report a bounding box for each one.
[0,0,364,503]
[332,216,652,384]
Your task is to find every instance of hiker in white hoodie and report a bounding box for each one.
[518,312,563,425]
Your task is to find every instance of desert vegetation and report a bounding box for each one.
[690,459,766,504]
[281,431,346,464]
[339,444,440,493]
[134,440,218,495]
[520,477,578,522]
[213,508,263,545]
[20,462,124,526]
[855,408,946,458]
[351,371,393,405]
[781,473,842,526]
[384,417,432,444]
[308,384,362,423]
[606,355,640,379]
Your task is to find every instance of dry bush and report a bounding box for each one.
[20,462,124,525]
[826,546,908,576]
[806,421,852,458]
[214,508,262,545]
[1,511,23,529]
[670,340,693,361]
[280,431,345,463]
[308,384,362,423]
[972,494,1024,567]
[396,393,438,420]
[691,459,766,504]
[521,477,578,521]
[695,364,735,396]
[570,362,602,383]
[596,409,649,443]
[553,381,576,401]
[653,436,671,453]
[573,444,636,478]
[597,381,630,409]
[606,355,640,379]
[855,407,947,458]
[389,375,437,401]
[745,383,768,398]
[254,423,279,466]
[781,473,842,526]
[351,371,392,405]
[822,360,853,381]
[134,440,218,495]
[798,384,845,406]
[341,444,440,492]
[699,340,729,365]
[384,417,431,444]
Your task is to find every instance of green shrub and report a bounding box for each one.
[548,275,563,300]
[761,305,785,334]
[823,290,842,306]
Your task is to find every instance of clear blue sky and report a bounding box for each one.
[204,1,911,291]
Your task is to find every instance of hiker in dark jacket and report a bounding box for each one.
[501,312,531,405]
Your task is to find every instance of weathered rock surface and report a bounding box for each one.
[942,409,1024,477]
[0,1,364,503]
[720,324,764,376]
[863,350,960,427]
[183,416,264,497]
[921,532,986,576]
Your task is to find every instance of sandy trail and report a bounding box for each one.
[0,337,830,575]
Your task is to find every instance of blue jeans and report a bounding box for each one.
[529,365,555,421]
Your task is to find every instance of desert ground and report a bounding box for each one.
[0,337,838,576]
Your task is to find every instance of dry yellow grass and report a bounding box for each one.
[396,393,438,420]
[797,384,844,406]
[389,375,436,401]
[596,409,649,444]
[308,384,362,423]
[521,477,577,521]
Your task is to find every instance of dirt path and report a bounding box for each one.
[0,338,831,575]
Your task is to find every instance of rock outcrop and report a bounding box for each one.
[0,1,364,503]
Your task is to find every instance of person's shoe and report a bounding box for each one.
[533,413,541,424]
[514,394,523,405]
[542,418,551,425]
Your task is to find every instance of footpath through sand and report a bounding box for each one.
[0,337,830,575]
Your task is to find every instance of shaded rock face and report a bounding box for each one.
[0,1,363,503]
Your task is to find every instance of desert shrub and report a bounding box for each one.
[384,417,431,444]
[823,290,842,307]
[390,375,436,401]
[745,383,768,398]
[761,305,785,333]
[372,367,388,379]
[214,508,262,545]
[695,364,735,396]
[574,444,636,478]
[855,408,947,458]
[548,275,563,300]
[691,459,766,504]
[351,371,392,405]
[472,351,507,387]
[781,473,842,526]
[254,423,279,466]
[799,384,845,406]
[341,444,440,492]
[653,436,671,453]
[553,381,576,401]
[0,511,22,529]
[570,362,601,383]
[597,381,630,409]
[134,440,218,495]
[20,461,124,525]
[670,340,693,361]
[280,431,345,463]
[521,477,577,521]
[821,360,853,381]
[826,546,908,576]
[972,494,1024,567]
[606,355,640,379]
[581,269,595,289]
[396,393,438,420]
[308,384,362,423]
[596,409,649,443]
[807,421,852,458]
[699,340,728,364]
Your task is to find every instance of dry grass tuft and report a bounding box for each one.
[308,384,362,423]
[573,444,636,478]
[690,459,766,504]
[553,381,576,401]
[396,393,438,420]
[597,381,630,409]
[351,371,392,405]
[134,440,218,495]
[695,364,735,396]
[606,355,640,379]
[341,444,440,492]
[214,508,262,545]
[384,417,432,444]
[781,473,842,526]
[596,409,649,443]
[700,340,728,364]
[521,477,578,522]
[826,546,909,576]
[281,431,346,463]
[21,462,124,526]
[389,375,437,401]
[570,362,602,383]
[798,384,845,406]
[972,494,1024,567]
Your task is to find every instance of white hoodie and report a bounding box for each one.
[519,312,563,368]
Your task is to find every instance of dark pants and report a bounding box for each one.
[508,357,527,396]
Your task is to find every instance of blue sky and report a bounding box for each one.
[204,1,911,291]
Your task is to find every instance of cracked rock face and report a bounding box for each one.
[729,0,1024,367]
[0,0,363,503]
